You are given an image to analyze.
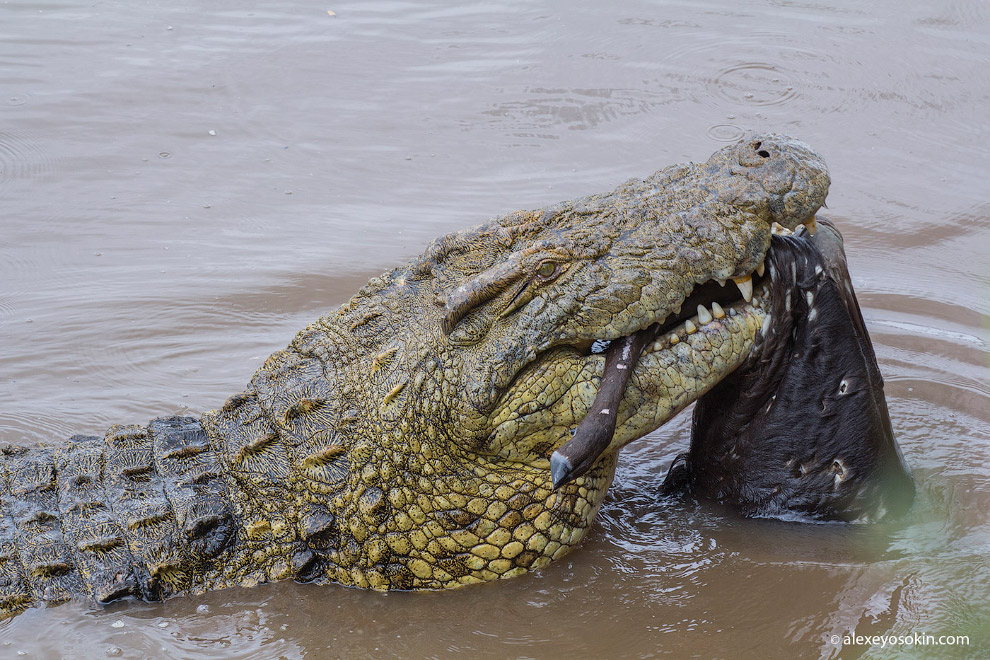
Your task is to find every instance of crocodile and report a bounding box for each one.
[0,134,829,617]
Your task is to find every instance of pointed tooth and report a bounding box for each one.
[711,302,725,319]
[771,222,792,236]
[684,319,697,334]
[669,333,679,345]
[756,262,765,277]
[696,305,712,325]
[732,275,753,302]
[805,217,817,235]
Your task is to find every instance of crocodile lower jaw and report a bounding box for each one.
[604,284,769,444]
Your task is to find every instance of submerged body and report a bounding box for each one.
[0,135,829,617]
[663,219,914,521]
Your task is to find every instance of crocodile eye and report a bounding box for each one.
[536,261,557,279]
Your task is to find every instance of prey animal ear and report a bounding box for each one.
[438,243,571,338]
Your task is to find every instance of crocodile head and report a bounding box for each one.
[230,134,829,589]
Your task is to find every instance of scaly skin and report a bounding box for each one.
[0,134,829,616]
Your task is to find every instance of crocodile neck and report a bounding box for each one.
[199,314,620,591]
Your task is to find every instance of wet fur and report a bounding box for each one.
[663,219,913,521]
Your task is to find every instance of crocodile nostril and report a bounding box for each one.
[757,149,770,158]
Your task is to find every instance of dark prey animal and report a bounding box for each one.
[661,218,914,521]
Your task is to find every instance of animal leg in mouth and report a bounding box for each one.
[550,326,656,488]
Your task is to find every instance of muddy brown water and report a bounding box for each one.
[1,1,989,658]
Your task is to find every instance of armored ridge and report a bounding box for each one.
[1,419,234,611]
[0,134,829,616]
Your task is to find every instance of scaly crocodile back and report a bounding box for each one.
[0,417,238,616]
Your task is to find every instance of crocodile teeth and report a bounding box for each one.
[669,333,679,344]
[711,301,725,319]
[696,305,712,325]
[684,319,697,334]
[756,262,765,277]
[732,275,753,302]
[771,222,792,236]
[805,217,817,235]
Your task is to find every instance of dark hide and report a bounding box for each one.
[663,219,914,521]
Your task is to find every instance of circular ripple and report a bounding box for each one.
[709,62,797,107]
[705,123,745,142]
[656,34,846,116]
[0,292,21,326]
[0,131,59,196]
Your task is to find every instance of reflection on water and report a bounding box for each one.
[1,0,988,658]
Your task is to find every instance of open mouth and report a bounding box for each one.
[551,221,815,488]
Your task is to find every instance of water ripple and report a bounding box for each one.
[480,84,683,134]
[705,123,746,142]
[709,62,798,107]
[0,130,59,197]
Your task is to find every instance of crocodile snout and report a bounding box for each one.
[714,133,831,229]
